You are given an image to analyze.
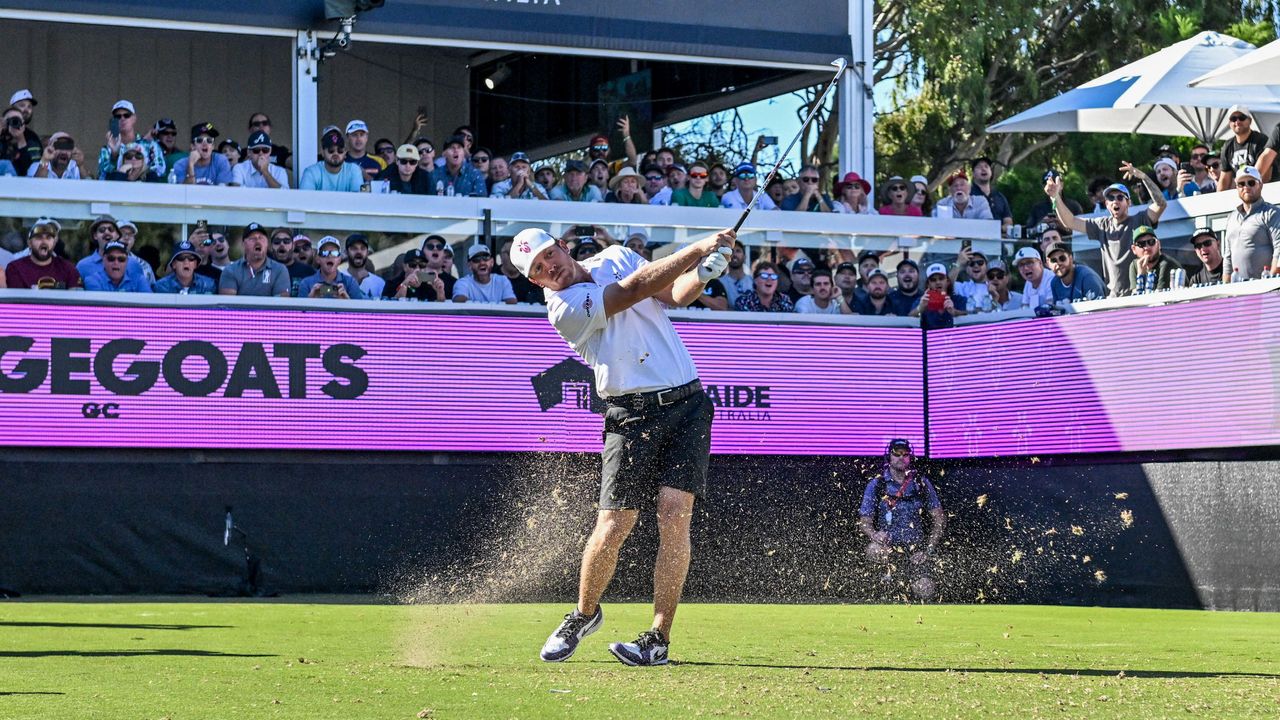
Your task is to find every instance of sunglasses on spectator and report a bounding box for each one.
[1048,253,1070,264]
[469,254,491,262]
[1237,179,1259,188]
[104,255,128,263]
[987,270,1007,280]
[800,177,820,183]
[193,136,215,145]
[159,130,177,136]
[251,119,270,128]
[1133,238,1158,248]
[1192,238,1216,249]
[1229,115,1249,122]
[1207,160,1220,169]
[888,184,907,191]
[211,236,227,244]
[423,242,446,250]
[591,145,609,152]
[398,158,418,166]
[1105,193,1127,202]
[890,447,911,457]
[247,147,271,155]
[200,238,215,246]
[376,146,395,154]
[756,272,779,280]
[473,155,490,163]
[792,268,812,275]
[968,259,986,267]
[688,171,708,179]
[1190,152,1207,160]
[123,151,143,160]
[735,171,754,179]
[317,249,342,258]
[270,237,293,245]
[113,111,133,119]
[406,262,428,270]
[645,175,663,181]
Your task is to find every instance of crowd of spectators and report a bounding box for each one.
[3,88,1280,316]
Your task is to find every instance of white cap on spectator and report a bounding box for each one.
[925,263,948,278]
[467,244,492,260]
[112,99,136,114]
[1238,165,1263,183]
[317,235,341,250]
[345,120,368,134]
[1014,247,1042,266]
[1153,157,1178,174]
[511,228,558,278]
[910,175,928,186]
[1227,104,1253,121]
[10,89,36,106]
[118,219,138,231]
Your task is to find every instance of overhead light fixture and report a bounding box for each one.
[484,64,513,90]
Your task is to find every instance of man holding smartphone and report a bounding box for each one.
[388,248,447,301]
[97,100,164,180]
[29,132,80,179]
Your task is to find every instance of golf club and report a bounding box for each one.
[732,57,848,233]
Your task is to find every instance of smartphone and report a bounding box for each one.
[108,116,120,138]
[416,269,437,283]
[317,284,340,297]
[195,219,209,234]
[961,239,972,251]
[572,225,595,238]
[53,137,74,151]
[1180,162,1194,173]
[762,136,779,146]
[416,104,429,118]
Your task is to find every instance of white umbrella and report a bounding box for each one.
[988,31,1280,143]
[1189,38,1280,88]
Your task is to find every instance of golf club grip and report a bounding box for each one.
[732,207,752,233]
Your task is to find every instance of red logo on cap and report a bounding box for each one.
[517,240,531,254]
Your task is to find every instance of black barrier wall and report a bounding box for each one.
[1,450,1276,610]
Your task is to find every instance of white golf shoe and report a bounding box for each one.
[540,606,603,662]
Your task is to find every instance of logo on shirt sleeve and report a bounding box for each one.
[582,296,594,317]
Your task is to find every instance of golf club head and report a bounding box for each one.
[831,57,848,77]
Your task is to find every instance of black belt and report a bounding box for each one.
[608,379,702,411]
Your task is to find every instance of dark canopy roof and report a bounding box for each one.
[6,0,850,67]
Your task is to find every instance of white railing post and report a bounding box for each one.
[293,30,320,189]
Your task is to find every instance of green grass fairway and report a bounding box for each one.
[1,600,1277,719]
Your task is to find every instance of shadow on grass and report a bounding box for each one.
[0,649,275,658]
[669,661,1280,679]
[0,691,64,696]
[0,622,231,631]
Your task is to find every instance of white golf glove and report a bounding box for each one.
[697,247,731,283]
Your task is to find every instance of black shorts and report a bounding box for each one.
[599,388,714,510]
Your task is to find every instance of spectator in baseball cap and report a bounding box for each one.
[887,259,923,315]
[721,162,777,211]
[218,222,291,296]
[909,262,965,328]
[153,239,216,294]
[344,233,385,298]
[218,139,243,167]
[451,243,516,304]
[853,267,892,315]
[1128,226,1183,294]
[299,129,363,192]
[388,248,447,301]
[549,159,603,203]
[1046,241,1105,303]
[344,119,385,181]
[4,218,83,290]
[173,122,233,186]
[1187,226,1224,285]
[232,130,288,189]
[83,240,153,293]
[97,99,165,180]
[150,118,184,172]
[490,151,546,200]
[1014,246,1055,308]
[984,259,1022,311]
[298,236,365,300]
[375,143,434,195]
[427,133,487,197]
[265,229,315,296]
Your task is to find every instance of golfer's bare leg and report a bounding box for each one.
[652,486,695,639]
[577,509,637,616]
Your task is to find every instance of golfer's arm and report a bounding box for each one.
[605,244,707,316]
[663,263,713,307]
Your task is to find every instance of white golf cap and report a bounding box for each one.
[118,219,138,231]
[467,244,492,259]
[317,235,342,250]
[1238,165,1263,183]
[112,99,136,114]
[511,228,558,277]
[909,175,928,186]
[9,89,36,106]
[345,119,368,134]
[1227,104,1253,120]
[1014,246,1042,265]
[925,262,948,278]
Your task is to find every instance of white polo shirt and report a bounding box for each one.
[1019,270,1056,308]
[547,245,698,398]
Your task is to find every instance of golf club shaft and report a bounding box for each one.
[732,59,848,233]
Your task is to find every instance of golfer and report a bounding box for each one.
[510,226,734,666]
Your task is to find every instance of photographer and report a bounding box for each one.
[859,439,945,601]
[298,236,365,300]
[28,132,81,179]
[2,107,41,175]
[388,248,447,301]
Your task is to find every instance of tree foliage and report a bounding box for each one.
[874,0,1278,217]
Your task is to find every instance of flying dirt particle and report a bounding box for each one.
[1070,525,1084,536]
[1113,492,1129,500]
[525,517,538,530]
[538,436,547,443]
[976,494,988,508]
[417,709,433,718]
[916,615,923,624]
[1120,510,1134,528]
[976,589,986,602]
[1043,528,1058,536]
[1002,632,1010,639]
[987,565,999,574]
[1116,670,1126,679]
[766,549,777,556]
[1030,456,1041,464]
[1094,569,1107,584]
[1004,517,1013,531]
[1082,555,1092,564]
[1010,549,1024,564]
[550,689,572,694]
[817,686,832,692]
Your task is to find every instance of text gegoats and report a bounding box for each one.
[0,337,368,399]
